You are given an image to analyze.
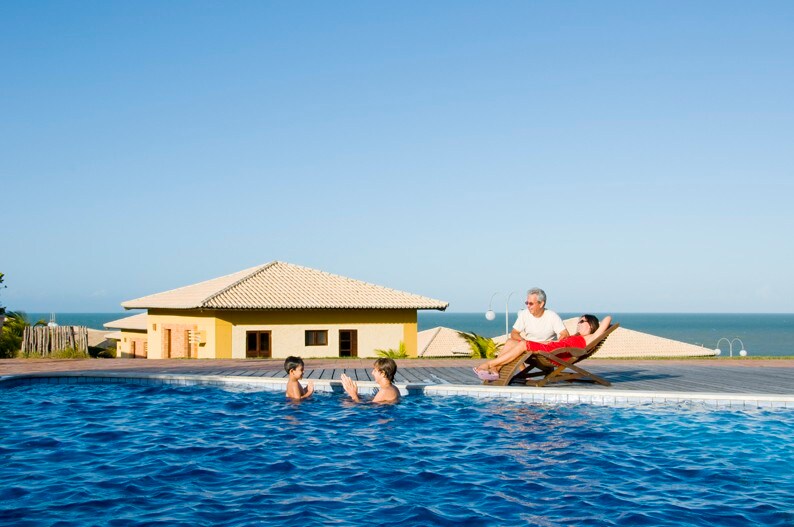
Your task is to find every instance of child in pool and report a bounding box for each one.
[341,358,400,404]
[284,356,314,400]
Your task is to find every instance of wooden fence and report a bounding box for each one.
[21,326,89,357]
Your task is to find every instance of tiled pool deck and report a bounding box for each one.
[2,358,794,408]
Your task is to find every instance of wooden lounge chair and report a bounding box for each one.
[484,323,619,387]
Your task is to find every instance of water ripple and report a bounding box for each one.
[1,384,793,526]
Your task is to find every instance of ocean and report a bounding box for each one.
[420,312,794,358]
[22,312,794,357]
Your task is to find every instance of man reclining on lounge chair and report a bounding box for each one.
[473,314,612,381]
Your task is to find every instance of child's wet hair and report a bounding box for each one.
[284,356,304,373]
[374,358,397,382]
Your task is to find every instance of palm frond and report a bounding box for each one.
[375,341,408,359]
[0,311,29,358]
[457,331,502,359]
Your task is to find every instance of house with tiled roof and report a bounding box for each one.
[104,312,148,358]
[114,261,448,360]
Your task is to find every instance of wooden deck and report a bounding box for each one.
[2,358,794,396]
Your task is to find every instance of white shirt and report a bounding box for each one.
[513,309,566,342]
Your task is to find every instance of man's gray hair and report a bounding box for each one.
[527,288,546,304]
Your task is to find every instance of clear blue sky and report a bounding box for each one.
[2,1,792,313]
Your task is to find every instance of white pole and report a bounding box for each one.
[505,291,518,337]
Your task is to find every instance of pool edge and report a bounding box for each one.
[2,372,793,408]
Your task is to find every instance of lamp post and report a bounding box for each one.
[485,291,519,336]
[714,337,730,357]
[731,338,748,357]
[714,337,749,358]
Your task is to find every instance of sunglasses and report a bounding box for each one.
[524,301,536,306]
[578,319,588,324]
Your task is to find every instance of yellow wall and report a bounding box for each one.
[215,317,233,359]
[403,321,417,358]
[117,329,147,358]
[146,311,219,359]
[144,309,419,359]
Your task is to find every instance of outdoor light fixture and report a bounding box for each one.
[715,337,748,358]
[732,337,748,357]
[485,291,519,336]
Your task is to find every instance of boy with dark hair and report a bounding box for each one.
[284,356,314,401]
[341,358,400,404]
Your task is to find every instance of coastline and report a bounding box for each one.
[14,311,794,358]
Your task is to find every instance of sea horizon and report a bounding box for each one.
[14,311,794,358]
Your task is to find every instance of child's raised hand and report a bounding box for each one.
[340,373,359,401]
[305,381,315,396]
[341,373,356,391]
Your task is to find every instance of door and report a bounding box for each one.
[339,330,357,358]
[246,331,271,358]
[164,329,172,358]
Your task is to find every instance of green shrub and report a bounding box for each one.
[49,347,89,359]
[375,341,408,359]
[96,348,117,359]
[0,311,27,359]
[88,346,116,358]
[458,332,502,359]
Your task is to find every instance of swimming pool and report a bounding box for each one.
[1,383,792,526]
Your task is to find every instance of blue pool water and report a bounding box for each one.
[1,384,793,526]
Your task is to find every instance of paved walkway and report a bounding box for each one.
[3,357,793,395]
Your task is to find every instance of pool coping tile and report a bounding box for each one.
[2,372,794,409]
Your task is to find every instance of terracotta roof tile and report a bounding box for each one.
[418,327,473,357]
[103,312,148,331]
[121,261,448,311]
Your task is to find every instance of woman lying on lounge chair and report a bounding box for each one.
[473,314,612,381]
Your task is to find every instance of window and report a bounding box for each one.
[246,331,271,358]
[305,330,328,346]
